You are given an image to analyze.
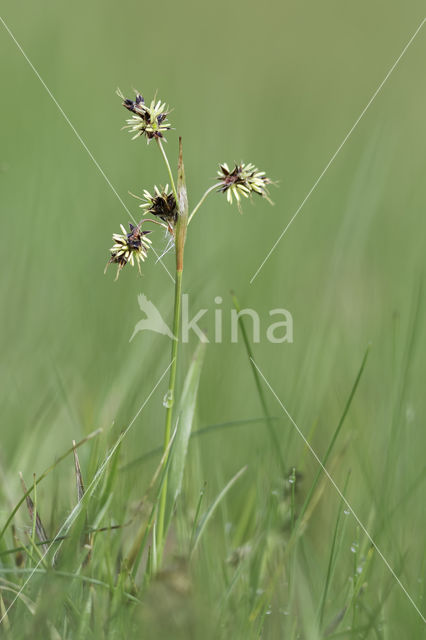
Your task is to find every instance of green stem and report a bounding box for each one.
[156,269,182,559]
[296,345,370,525]
[188,184,217,224]
[155,138,188,566]
[231,292,286,476]
[157,138,178,204]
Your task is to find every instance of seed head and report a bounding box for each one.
[140,185,178,231]
[217,162,274,209]
[105,223,152,280]
[118,90,171,142]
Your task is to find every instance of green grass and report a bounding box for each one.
[1,1,426,637]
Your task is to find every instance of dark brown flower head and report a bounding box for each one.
[122,93,146,116]
[105,223,152,280]
[118,89,171,142]
[217,162,274,208]
[140,185,178,230]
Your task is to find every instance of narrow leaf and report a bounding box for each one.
[19,473,48,554]
[168,341,206,507]
[191,466,247,554]
[73,440,85,502]
[298,345,370,525]
[318,471,351,628]
[126,424,179,575]
[121,417,277,471]
[231,291,285,475]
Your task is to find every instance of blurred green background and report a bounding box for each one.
[1,0,425,636]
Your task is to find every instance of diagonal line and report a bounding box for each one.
[249,17,426,284]
[0,15,175,283]
[250,356,426,624]
[0,358,174,624]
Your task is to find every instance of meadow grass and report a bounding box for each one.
[1,1,425,637]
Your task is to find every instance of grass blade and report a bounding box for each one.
[231,292,285,475]
[318,471,351,628]
[190,466,247,554]
[72,441,85,502]
[121,417,278,470]
[298,345,370,525]
[0,429,102,544]
[19,473,48,555]
[167,341,206,510]
[126,424,179,576]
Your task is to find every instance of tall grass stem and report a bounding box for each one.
[231,292,286,475]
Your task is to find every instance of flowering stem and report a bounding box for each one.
[156,268,182,560]
[188,184,217,224]
[157,138,178,205]
[156,138,188,566]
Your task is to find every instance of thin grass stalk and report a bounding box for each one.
[157,138,178,204]
[318,471,351,629]
[121,417,278,470]
[155,138,188,563]
[188,184,217,223]
[155,271,181,563]
[231,292,286,475]
[297,345,370,527]
[189,484,206,550]
[128,425,178,577]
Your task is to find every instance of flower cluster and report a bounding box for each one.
[105,89,276,280]
[105,223,152,280]
[140,185,177,231]
[217,162,273,208]
[119,90,171,142]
